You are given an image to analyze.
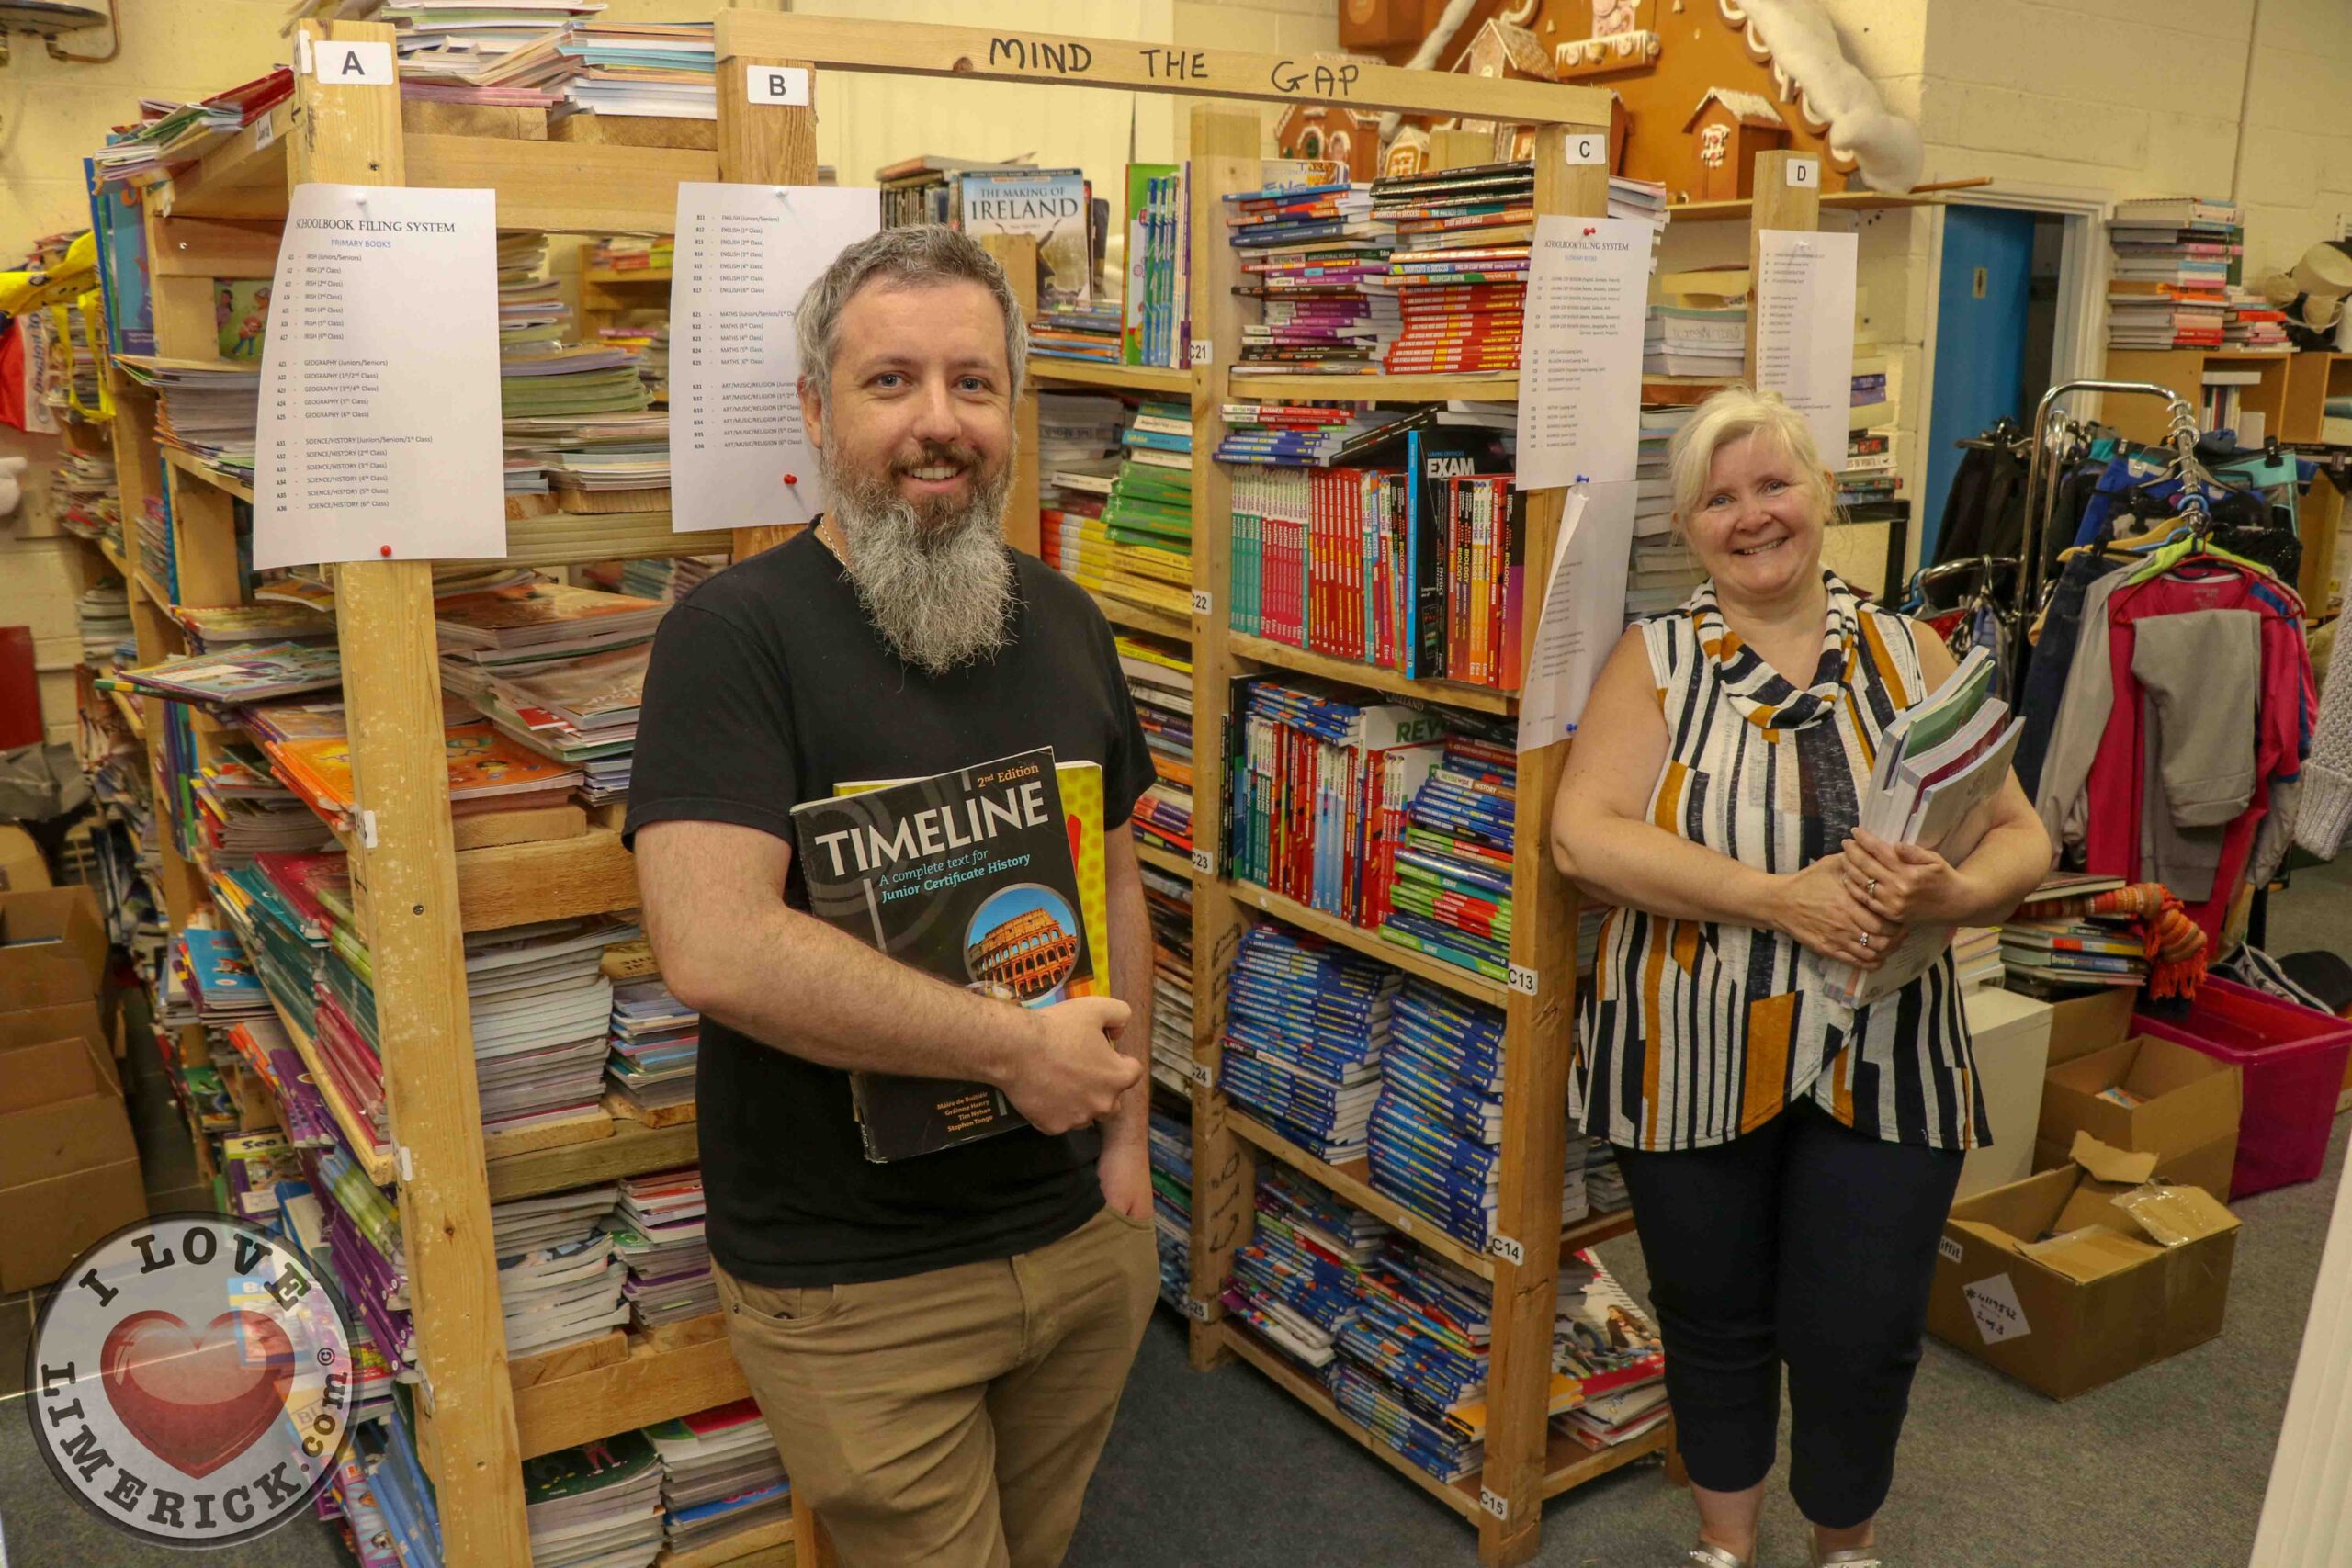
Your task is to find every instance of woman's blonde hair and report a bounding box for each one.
[1666,385,1839,536]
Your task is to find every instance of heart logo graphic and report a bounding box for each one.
[100,1310,297,1479]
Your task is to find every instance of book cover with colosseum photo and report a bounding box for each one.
[791,746,1103,1162]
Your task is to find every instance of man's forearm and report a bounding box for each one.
[680,901,1040,1084]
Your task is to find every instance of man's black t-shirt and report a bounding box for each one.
[622,527,1155,1288]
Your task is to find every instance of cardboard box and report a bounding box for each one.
[1959,987,2054,1200]
[1928,1138,2240,1400]
[0,998,112,1083]
[0,823,47,890]
[2034,1036,2242,1204]
[0,884,106,1010]
[2034,984,2137,1068]
[0,1032,145,1294]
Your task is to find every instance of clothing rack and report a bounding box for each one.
[2019,378,2191,614]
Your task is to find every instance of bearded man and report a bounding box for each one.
[628,226,1160,1568]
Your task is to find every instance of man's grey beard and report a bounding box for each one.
[820,439,1015,677]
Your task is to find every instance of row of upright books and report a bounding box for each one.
[1040,392,1194,621]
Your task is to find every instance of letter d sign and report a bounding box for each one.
[745,66,812,106]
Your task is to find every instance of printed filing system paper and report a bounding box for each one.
[668,183,882,534]
[254,184,504,568]
[1516,215,1650,491]
[1515,480,1635,753]
[1753,227,1859,466]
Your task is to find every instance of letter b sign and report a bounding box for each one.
[745,66,812,106]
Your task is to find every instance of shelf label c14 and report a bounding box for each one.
[1487,1233,1526,1265]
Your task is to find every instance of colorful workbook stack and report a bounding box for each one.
[1148,1107,1194,1309]
[1098,400,1194,619]
[85,66,293,188]
[492,1183,628,1357]
[1551,1253,1668,1452]
[607,1166,717,1326]
[1999,873,2146,989]
[362,2,597,108]
[615,552,723,604]
[1330,1236,1495,1483]
[1218,923,1399,1163]
[642,1400,791,1559]
[1222,1163,1386,1374]
[1226,680,1445,931]
[466,917,635,1134]
[194,745,341,866]
[175,925,275,1030]
[521,1428,667,1568]
[2106,197,2242,349]
[1142,859,1195,1093]
[1364,978,1587,1249]
[1372,162,1532,376]
[107,355,259,490]
[1377,734,1515,985]
[605,975,700,1115]
[1118,633,1194,862]
[54,444,121,552]
[1123,163,1189,367]
[119,640,343,706]
[435,581,665,802]
[1224,177,1398,376]
[548,20,717,120]
[1037,391,1125,597]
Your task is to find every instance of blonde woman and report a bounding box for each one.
[1551,389,2051,1568]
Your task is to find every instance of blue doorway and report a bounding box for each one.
[1920,207,2041,560]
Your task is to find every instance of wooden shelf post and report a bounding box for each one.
[1182,105,1263,1371]
[974,232,1042,559]
[288,20,532,1563]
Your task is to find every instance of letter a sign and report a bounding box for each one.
[314,39,393,84]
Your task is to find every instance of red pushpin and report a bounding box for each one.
[783,473,798,485]
[379,545,392,557]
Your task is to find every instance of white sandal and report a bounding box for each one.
[1686,1547,1751,1568]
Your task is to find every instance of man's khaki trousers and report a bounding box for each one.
[715,1205,1159,1568]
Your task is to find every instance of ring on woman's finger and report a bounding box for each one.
[1858,931,1872,948]
[1867,876,1879,897]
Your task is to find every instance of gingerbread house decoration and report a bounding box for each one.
[1682,86,1788,201]
[1383,125,1430,180]
[1451,18,1558,136]
[1273,102,1384,183]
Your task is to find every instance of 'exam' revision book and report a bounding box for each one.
[790,747,1097,1162]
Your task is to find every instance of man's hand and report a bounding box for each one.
[1099,1137,1152,1223]
[1001,996,1141,1135]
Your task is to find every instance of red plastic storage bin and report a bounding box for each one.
[2133,976,2352,1199]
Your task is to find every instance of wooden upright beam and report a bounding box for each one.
[975,232,1042,559]
[714,13,819,565]
[1745,148,1822,383]
[1183,106,1262,1372]
[1476,124,1610,1568]
[289,21,531,1564]
[718,11,1614,126]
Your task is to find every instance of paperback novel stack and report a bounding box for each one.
[1148,1107,1193,1308]
[1224,177,1397,376]
[605,975,699,1115]
[1119,633,1195,862]
[1123,163,1189,367]
[466,917,634,1133]
[1222,1163,1388,1373]
[2107,197,2242,349]
[1142,859,1195,1093]
[1378,735,1516,986]
[1098,400,1194,620]
[608,1166,716,1326]
[521,1428,666,1568]
[1226,679,1446,931]
[492,1183,628,1359]
[642,1400,790,1559]
[1218,923,1399,1163]
[1999,874,2147,989]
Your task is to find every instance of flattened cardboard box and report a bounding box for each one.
[2034,1035,2241,1204]
[0,885,106,1010]
[1928,1136,2239,1400]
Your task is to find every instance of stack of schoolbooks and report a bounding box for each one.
[1632,404,1695,536]
[642,1400,790,1558]
[436,581,664,795]
[190,749,339,866]
[1224,177,1397,376]
[1142,860,1194,1092]
[1119,633,1194,861]
[1952,925,2006,991]
[171,600,337,654]
[545,20,716,120]
[498,1225,628,1359]
[119,640,342,706]
[1378,735,1516,985]
[1213,399,1366,468]
[1581,1132,1629,1213]
[109,355,259,488]
[85,66,293,188]
[54,445,120,550]
[175,926,274,1029]
[466,917,633,1132]
[1841,426,1900,511]
[1332,1237,1493,1483]
[1371,162,1531,376]
[76,581,131,667]
[605,976,699,1114]
[366,1,594,107]
[136,494,173,592]
[1033,301,1125,363]
[1223,1163,1386,1374]
[2222,283,2290,351]
[616,552,722,604]
[521,1428,666,1568]
[1148,1107,1193,1308]
[1227,680,1445,930]
[1626,536,1707,626]
[1099,400,1194,619]
[1218,924,1399,1162]
[1038,392,1124,596]
[1808,645,2020,1009]
[607,1167,716,1326]
[262,719,585,833]
[1645,265,1748,380]
[2000,874,2146,989]
[1552,1253,1668,1452]
[2107,197,2241,349]
[1123,163,1189,367]
[591,235,673,273]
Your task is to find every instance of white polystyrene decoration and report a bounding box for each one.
[1719,0,1924,193]
[0,456,26,518]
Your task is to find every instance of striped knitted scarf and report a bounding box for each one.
[2014,881,2209,999]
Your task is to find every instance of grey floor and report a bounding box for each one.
[3,861,2346,1567]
